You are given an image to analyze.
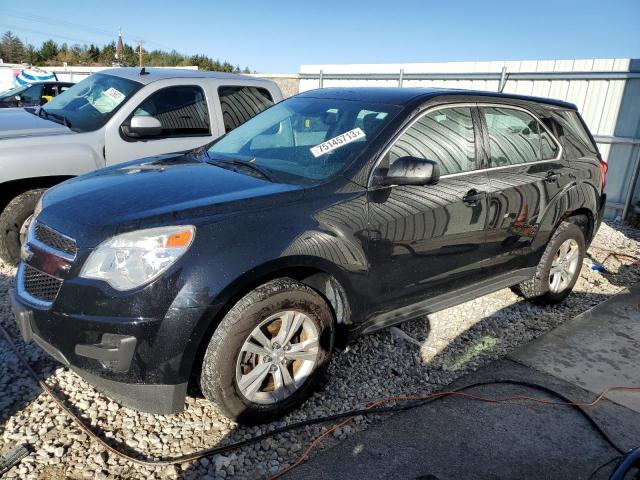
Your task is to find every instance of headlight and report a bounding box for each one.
[79,226,195,291]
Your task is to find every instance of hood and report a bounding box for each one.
[0,108,72,140]
[39,151,304,247]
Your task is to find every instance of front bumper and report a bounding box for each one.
[8,287,203,414]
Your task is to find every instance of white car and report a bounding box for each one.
[0,67,283,264]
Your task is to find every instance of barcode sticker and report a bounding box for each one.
[310,128,366,158]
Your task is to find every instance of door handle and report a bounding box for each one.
[462,189,484,206]
[545,171,559,183]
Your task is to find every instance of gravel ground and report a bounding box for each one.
[1,221,639,480]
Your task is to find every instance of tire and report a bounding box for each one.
[0,189,46,266]
[512,221,585,304]
[200,278,335,425]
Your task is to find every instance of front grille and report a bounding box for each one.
[22,264,63,303]
[34,222,77,257]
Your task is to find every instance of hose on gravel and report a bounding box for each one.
[1,323,638,475]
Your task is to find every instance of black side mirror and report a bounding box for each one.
[378,156,440,186]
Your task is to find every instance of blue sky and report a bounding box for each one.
[0,0,638,72]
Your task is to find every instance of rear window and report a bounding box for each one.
[219,86,274,133]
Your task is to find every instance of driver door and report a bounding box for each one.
[366,105,493,318]
[104,82,216,164]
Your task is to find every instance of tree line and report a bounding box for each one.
[0,31,252,73]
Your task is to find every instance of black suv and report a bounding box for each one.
[10,88,607,424]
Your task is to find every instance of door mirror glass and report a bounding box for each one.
[379,156,440,186]
[128,116,163,137]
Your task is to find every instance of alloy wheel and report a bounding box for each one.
[549,238,580,293]
[235,310,320,405]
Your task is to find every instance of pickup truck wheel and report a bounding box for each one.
[511,221,585,304]
[200,278,334,425]
[0,189,46,266]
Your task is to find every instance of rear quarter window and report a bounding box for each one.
[219,86,275,133]
[552,110,599,157]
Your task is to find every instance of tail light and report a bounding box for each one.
[598,155,608,191]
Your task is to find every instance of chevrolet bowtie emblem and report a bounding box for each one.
[20,243,33,262]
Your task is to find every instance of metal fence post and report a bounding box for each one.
[398,68,404,87]
[622,144,640,221]
[319,70,324,89]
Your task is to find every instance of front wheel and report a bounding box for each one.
[512,221,585,304]
[200,278,334,424]
[0,189,46,266]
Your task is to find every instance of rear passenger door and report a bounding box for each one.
[480,105,568,275]
[367,105,492,316]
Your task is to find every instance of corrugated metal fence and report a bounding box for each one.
[299,59,640,220]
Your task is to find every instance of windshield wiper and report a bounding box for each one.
[39,108,71,128]
[206,156,276,182]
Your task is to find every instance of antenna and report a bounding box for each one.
[136,39,144,67]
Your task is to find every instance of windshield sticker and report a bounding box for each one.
[104,87,126,103]
[89,87,127,114]
[310,128,366,158]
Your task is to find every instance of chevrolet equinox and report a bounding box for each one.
[10,88,607,424]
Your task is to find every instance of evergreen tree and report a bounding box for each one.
[0,31,252,72]
[39,39,59,62]
[0,31,25,63]
[88,44,100,62]
[24,44,40,65]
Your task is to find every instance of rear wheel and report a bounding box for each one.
[200,278,334,424]
[512,221,585,304]
[0,189,46,266]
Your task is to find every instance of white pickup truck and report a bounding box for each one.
[0,67,283,264]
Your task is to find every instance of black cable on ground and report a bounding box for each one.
[0,444,30,476]
[0,323,633,470]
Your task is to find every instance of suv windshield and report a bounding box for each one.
[208,97,401,183]
[41,73,142,132]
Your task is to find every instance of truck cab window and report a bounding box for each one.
[219,86,274,133]
[132,85,210,136]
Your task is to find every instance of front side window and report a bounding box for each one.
[481,107,559,167]
[219,86,274,133]
[42,73,142,132]
[132,85,210,136]
[389,106,477,176]
[21,84,44,104]
[208,97,400,183]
